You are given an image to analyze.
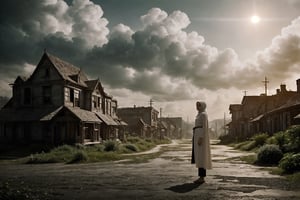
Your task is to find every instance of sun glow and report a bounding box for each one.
[251,15,261,24]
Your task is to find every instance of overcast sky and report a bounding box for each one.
[1,0,300,121]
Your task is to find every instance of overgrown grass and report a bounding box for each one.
[24,137,171,164]
[240,154,257,164]
[233,126,300,175]
[286,172,300,184]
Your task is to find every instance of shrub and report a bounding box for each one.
[256,144,283,165]
[92,144,104,152]
[68,150,88,163]
[240,141,257,151]
[75,143,86,150]
[123,143,139,152]
[253,133,269,147]
[285,125,300,153]
[279,153,300,174]
[127,136,143,144]
[104,140,119,152]
[266,136,277,145]
[274,131,287,149]
[52,145,75,153]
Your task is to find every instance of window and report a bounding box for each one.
[111,101,117,116]
[74,90,80,107]
[24,87,31,105]
[70,89,74,103]
[98,97,101,108]
[45,67,50,78]
[65,87,70,102]
[42,86,52,105]
[92,96,97,108]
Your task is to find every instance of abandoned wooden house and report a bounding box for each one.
[228,79,300,138]
[159,117,183,139]
[0,52,126,145]
[117,106,159,138]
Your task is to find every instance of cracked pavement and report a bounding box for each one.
[0,140,299,200]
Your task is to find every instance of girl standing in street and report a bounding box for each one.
[191,101,212,184]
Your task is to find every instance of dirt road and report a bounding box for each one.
[0,140,299,200]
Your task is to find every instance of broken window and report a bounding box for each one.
[74,90,80,107]
[45,67,50,78]
[24,87,31,105]
[42,86,52,105]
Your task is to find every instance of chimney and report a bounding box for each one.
[276,89,280,94]
[297,79,300,93]
[280,84,287,93]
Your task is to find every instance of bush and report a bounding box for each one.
[92,144,104,152]
[253,133,269,147]
[75,143,86,150]
[266,136,277,145]
[68,150,88,163]
[285,125,300,153]
[126,136,143,144]
[256,144,283,165]
[279,153,300,174]
[104,140,119,152]
[274,131,287,149]
[52,145,75,153]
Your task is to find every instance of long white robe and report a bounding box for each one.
[192,111,212,169]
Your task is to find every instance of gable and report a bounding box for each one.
[28,53,89,87]
[28,53,64,83]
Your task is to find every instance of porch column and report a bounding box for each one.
[79,122,84,144]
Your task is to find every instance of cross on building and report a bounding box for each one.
[262,76,269,96]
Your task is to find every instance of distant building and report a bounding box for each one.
[0,52,125,145]
[229,80,300,138]
[117,106,159,138]
[159,117,183,139]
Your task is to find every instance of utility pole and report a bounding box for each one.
[262,76,269,96]
[160,108,162,118]
[215,121,218,138]
[224,112,226,135]
[149,99,154,107]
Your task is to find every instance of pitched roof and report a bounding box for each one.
[45,53,89,87]
[265,94,300,115]
[85,79,99,90]
[0,106,63,122]
[66,107,102,123]
[94,112,119,125]
[0,106,104,123]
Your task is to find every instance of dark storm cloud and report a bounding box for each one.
[1,0,300,101]
[86,7,241,97]
[0,0,109,95]
[88,7,300,97]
